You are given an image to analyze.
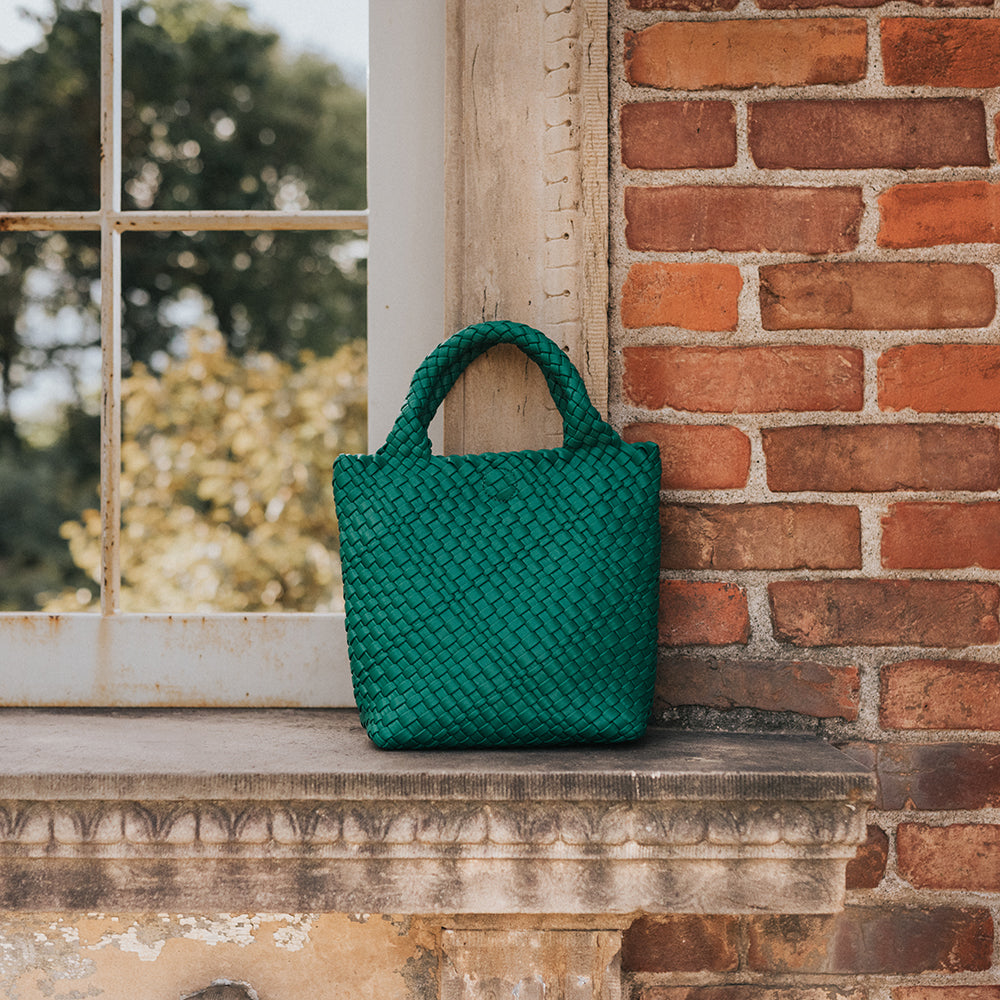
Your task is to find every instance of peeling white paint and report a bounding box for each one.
[177,914,259,947]
[271,914,314,952]
[90,923,168,962]
[55,923,81,945]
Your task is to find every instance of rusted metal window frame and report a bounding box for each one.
[0,0,453,706]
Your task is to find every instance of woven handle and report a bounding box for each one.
[380,321,617,458]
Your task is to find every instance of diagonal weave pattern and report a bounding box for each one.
[334,321,661,750]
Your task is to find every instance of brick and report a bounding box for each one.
[625,186,863,254]
[762,424,1000,493]
[759,263,996,331]
[883,19,1000,87]
[657,655,860,719]
[898,824,1000,891]
[623,424,751,490]
[621,102,736,169]
[879,344,1000,412]
[621,263,741,331]
[643,990,864,1000]
[661,503,861,570]
[768,579,1000,648]
[846,825,889,889]
[881,658,1000,730]
[875,742,1000,810]
[622,915,741,972]
[630,0,738,8]
[746,908,993,973]
[624,346,863,413]
[625,19,866,90]
[879,181,1000,248]
[882,502,1000,570]
[660,580,750,646]
[895,987,1000,1000]
[761,0,993,7]
[749,99,989,169]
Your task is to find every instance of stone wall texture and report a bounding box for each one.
[612,0,1000,992]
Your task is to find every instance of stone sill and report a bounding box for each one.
[0,709,873,914]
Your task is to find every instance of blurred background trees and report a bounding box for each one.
[0,0,367,610]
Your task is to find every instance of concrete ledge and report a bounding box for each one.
[0,709,874,913]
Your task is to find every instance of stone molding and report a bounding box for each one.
[0,798,867,860]
[0,711,873,913]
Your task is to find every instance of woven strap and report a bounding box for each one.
[381,321,617,458]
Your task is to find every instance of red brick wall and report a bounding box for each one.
[611,0,1000,989]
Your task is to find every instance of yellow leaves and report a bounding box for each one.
[48,329,367,613]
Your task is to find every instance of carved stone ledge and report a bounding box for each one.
[0,709,873,913]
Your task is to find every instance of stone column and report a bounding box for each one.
[441,928,622,1000]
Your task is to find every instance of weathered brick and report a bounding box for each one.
[763,424,1000,493]
[642,989,864,1000]
[621,102,737,169]
[661,503,861,570]
[624,346,863,413]
[761,0,993,7]
[879,181,1000,248]
[621,263,741,331]
[749,99,989,169]
[846,825,889,889]
[622,915,741,972]
[881,658,1000,730]
[874,742,1000,810]
[625,19,866,90]
[879,344,1000,412]
[759,263,996,330]
[882,502,1000,570]
[630,0,739,7]
[625,186,863,254]
[883,19,1000,87]
[746,908,993,973]
[895,987,1000,1000]
[898,824,1000,891]
[623,424,751,490]
[657,655,860,719]
[660,580,750,646]
[769,579,1000,648]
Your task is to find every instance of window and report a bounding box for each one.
[0,0,446,705]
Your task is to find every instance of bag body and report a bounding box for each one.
[333,321,661,749]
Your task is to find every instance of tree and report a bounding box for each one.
[0,0,366,413]
[49,330,366,612]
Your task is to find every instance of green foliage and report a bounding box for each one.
[0,410,100,610]
[49,331,366,612]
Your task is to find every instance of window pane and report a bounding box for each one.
[121,0,366,212]
[0,1,100,212]
[113,230,366,612]
[0,233,101,611]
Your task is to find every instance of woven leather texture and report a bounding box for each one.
[333,321,661,750]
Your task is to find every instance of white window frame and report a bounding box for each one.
[0,0,446,706]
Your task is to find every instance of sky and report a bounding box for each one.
[0,0,368,77]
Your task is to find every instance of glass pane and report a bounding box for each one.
[0,232,101,611]
[121,0,366,211]
[115,230,366,612]
[0,0,100,211]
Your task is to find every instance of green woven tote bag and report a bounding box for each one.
[333,321,661,750]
